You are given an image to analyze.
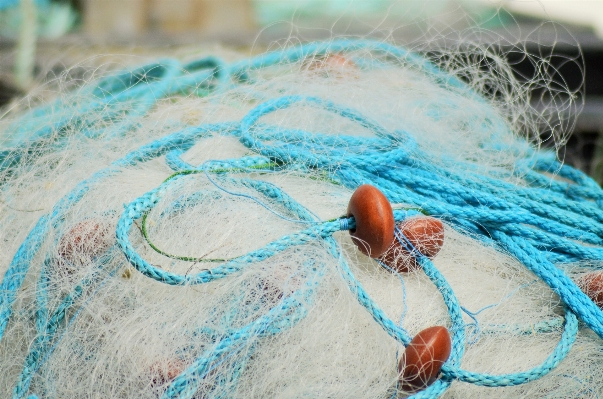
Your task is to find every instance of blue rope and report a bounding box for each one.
[0,39,599,398]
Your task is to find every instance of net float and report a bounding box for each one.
[399,325,451,393]
[381,216,445,272]
[306,54,357,76]
[577,272,603,309]
[347,184,394,258]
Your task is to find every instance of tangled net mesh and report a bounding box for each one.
[0,33,600,399]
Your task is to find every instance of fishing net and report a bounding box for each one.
[0,37,600,399]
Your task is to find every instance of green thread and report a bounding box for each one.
[143,167,428,262]
[141,211,230,263]
[141,163,277,262]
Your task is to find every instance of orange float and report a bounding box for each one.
[381,217,444,272]
[347,184,394,258]
[577,272,603,309]
[399,325,451,393]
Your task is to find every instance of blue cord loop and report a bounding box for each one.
[0,40,599,398]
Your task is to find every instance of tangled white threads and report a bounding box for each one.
[0,36,599,399]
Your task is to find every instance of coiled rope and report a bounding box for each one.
[0,40,598,398]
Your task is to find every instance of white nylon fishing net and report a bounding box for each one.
[0,33,599,399]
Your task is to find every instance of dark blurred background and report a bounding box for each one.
[1,0,602,181]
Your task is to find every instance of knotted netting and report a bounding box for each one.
[0,38,601,398]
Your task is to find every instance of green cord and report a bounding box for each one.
[141,212,229,263]
[141,163,278,263]
[141,165,428,262]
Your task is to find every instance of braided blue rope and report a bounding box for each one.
[12,244,120,398]
[0,40,600,398]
